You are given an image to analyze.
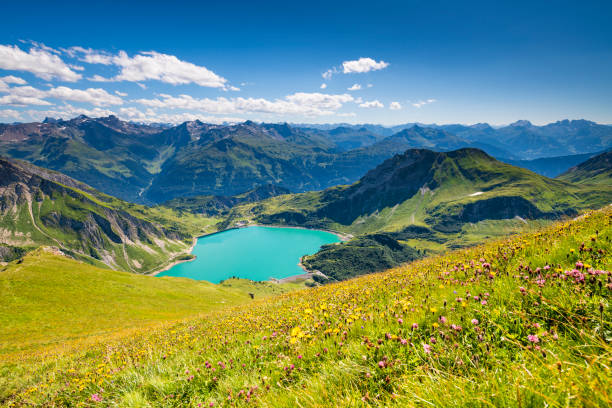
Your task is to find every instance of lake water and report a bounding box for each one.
[157,226,340,283]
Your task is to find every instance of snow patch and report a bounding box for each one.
[469,192,484,197]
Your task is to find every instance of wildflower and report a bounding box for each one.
[378,361,386,368]
[397,318,403,324]
[412,323,419,330]
[527,334,540,343]
[439,316,447,324]
[423,343,432,353]
[91,393,102,402]
[481,300,487,305]
[471,319,479,325]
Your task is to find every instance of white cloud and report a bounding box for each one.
[88,74,113,82]
[2,75,26,85]
[359,100,384,108]
[389,101,402,110]
[322,68,337,80]
[347,84,362,91]
[46,86,123,106]
[320,83,327,89]
[72,48,229,88]
[115,90,128,97]
[66,46,114,65]
[135,92,355,116]
[412,98,437,108]
[0,44,82,81]
[0,84,123,106]
[342,57,389,74]
[0,109,22,121]
[367,83,373,88]
[116,107,243,124]
[24,104,115,120]
[0,94,52,106]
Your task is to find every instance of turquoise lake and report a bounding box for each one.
[157,226,340,283]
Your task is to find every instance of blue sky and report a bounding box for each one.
[0,0,610,125]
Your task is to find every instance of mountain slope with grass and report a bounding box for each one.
[3,205,610,407]
[0,157,215,273]
[0,248,295,359]
[230,148,611,235]
[225,148,611,278]
[557,150,612,184]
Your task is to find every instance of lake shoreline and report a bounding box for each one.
[147,224,346,279]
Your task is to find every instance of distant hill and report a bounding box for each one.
[557,150,612,184]
[440,119,612,159]
[0,157,211,272]
[163,184,291,216]
[502,152,599,177]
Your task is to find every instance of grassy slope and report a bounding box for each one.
[3,206,610,406]
[557,151,612,185]
[0,249,296,359]
[0,158,219,273]
[228,150,611,239]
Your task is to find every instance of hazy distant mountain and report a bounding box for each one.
[1,116,610,204]
[557,150,612,184]
[502,152,599,177]
[451,119,612,159]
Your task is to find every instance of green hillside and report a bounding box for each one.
[0,249,294,359]
[225,148,612,278]
[557,150,612,184]
[0,157,216,273]
[3,205,610,406]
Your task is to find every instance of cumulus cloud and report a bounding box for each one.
[2,75,26,85]
[322,57,388,81]
[320,83,327,89]
[46,86,123,106]
[116,107,243,124]
[322,68,337,80]
[0,94,51,106]
[0,109,22,121]
[342,57,389,74]
[412,98,437,108]
[347,84,362,91]
[359,100,384,108]
[0,84,123,106]
[0,44,82,81]
[135,92,355,116]
[71,48,229,88]
[389,101,402,110]
[115,90,128,97]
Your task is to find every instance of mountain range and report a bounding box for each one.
[1,116,610,205]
